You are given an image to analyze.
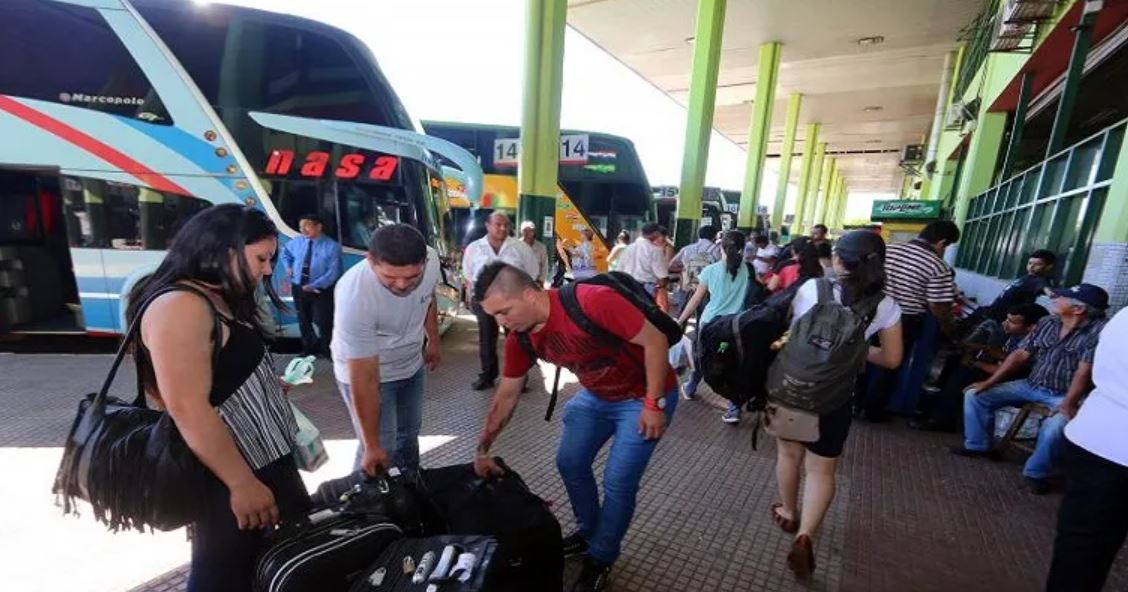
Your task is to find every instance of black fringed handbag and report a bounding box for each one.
[53,285,219,532]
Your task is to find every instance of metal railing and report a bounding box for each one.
[957,118,1126,286]
[953,0,1002,99]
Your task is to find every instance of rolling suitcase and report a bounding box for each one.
[348,535,498,592]
[420,458,562,592]
[254,506,402,592]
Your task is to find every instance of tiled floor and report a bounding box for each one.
[2,316,1126,591]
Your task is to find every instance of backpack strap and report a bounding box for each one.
[814,278,834,305]
[514,330,565,423]
[558,282,617,343]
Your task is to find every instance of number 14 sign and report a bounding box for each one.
[493,134,589,167]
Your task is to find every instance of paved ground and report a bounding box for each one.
[2,314,1127,592]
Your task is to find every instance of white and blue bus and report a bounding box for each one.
[0,0,476,336]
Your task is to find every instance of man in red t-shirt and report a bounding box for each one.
[471,261,678,592]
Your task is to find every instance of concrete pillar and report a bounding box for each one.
[738,41,782,230]
[517,0,567,254]
[771,93,802,230]
[675,0,727,248]
[812,157,836,226]
[800,142,827,233]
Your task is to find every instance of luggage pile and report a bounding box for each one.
[255,458,562,592]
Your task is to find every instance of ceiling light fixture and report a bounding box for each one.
[856,35,885,46]
[863,105,883,112]
[685,36,696,45]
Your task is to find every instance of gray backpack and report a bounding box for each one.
[766,279,883,414]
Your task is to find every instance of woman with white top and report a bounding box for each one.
[770,230,904,579]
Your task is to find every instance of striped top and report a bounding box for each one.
[883,239,956,315]
[1020,315,1107,394]
[217,350,298,470]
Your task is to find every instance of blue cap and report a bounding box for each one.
[1050,283,1109,310]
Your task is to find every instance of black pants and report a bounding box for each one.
[1045,439,1128,592]
[294,287,334,357]
[858,312,925,416]
[188,455,311,592]
[472,299,499,380]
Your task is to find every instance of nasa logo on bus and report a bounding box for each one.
[261,149,401,183]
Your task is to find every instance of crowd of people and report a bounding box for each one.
[120,203,1127,592]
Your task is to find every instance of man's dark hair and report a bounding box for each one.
[813,224,828,234]
[369,223,427,266]
[473,261,540,302]
[754,234,769,247]
[1030,249,1057,266]
[919,220,961,245]
[1007,303,1049,326]
[641,223,663,237]
[300,212,322,225]
[698,225,716,240]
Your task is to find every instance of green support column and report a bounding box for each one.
[812,157,836,226]
[517,0,567,252]
[1047,2,1101,157]
[800,142,827,233]
[675,0,728,248]
[953,111,1007,227]
[738,41,782,230]
[827,170,844,229]
[791,123,820,235]
[771,93,802,230]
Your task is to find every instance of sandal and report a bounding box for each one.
[787,534,816,579]
[771,503,799,534]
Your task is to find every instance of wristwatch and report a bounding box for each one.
[644,396,666,412]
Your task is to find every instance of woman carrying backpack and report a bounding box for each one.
[127,205,309,591]
[676,230,761,423]
[769,230,903,579]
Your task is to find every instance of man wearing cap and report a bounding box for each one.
[951,283,1110,494]
[520,221,549,285]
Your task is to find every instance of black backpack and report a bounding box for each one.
[697,283,798,408]
[517,271,682,420]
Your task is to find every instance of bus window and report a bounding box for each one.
[59,178,211,251]
[337,183,415,251]
[0,0,169,124]
[265,180,338,242]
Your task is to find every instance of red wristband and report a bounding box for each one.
[644,397,662,412]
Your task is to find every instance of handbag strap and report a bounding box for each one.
[94,284,224,407]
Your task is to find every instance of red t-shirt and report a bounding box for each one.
[502,285,677,402]
[777,262,801,290]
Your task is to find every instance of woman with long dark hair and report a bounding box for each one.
[769,230,903,579]
[676,230,761,423]
[765,238,823,293]
[126,204,308,592]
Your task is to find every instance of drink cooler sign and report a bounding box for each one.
[871,200,942,220]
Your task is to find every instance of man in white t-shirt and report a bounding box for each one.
[1046,306,1125,591]
[750,234,781,276]
[331,224,441,477]
[616,223,670,297]
[462,212,540,390]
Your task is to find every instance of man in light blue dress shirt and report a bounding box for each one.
[281,213,342,357]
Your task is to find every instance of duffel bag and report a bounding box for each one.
[348,535,497,592]
[420,458,562,591]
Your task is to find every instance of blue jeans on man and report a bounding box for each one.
[556,388,677,565]
[963,379,1069,479]
[337,368,425,475]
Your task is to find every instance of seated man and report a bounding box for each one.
[951,284,1109,494]
[967,249,1056,325]
[912,303,1047,432]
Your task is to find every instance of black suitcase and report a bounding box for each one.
[311,468,439,536]
[348,535,498,592]
[420,458,562,592]
[255,507,403,592]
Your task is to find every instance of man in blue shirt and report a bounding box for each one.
[281,213,342,357]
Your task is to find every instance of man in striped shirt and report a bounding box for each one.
[858,221,960,421]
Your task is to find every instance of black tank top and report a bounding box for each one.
[141,287,297,470]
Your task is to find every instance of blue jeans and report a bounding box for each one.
[963,379,1068,479]
[556,388,678,565]
[337,367,425,475]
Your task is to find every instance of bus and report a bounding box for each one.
[652,185,726,234]
[0,0,476,336]
[423,122,654,274]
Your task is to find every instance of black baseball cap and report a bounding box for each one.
[833,230,886,264]
[1049,283,1109,310]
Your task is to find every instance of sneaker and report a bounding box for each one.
[561,532,588,558]
[722,406,741,424]
[679,381,696,401]
[471,376,495,391]
[948,446,1001,461]
[571,557,611,592]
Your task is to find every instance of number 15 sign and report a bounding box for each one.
[493,134,589,167]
